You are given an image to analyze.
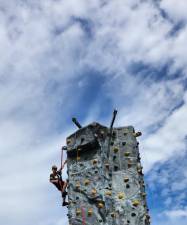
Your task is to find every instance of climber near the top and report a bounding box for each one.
[49,160,68,206]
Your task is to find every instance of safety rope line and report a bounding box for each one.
[61,148,63,169]
[60,148,65,200]
[81,207,86,225]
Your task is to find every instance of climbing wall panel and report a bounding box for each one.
[66,122,150,225]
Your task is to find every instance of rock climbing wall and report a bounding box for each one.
[65,122,150,225]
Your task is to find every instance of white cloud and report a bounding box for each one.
[166,208,187,218]
[160,0,187,22]
[142,91,187,171]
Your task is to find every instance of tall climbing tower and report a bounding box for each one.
[64,113,150,225]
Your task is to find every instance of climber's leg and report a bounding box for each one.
[62,181,67,193]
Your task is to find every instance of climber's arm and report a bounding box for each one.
[59,160,67,171]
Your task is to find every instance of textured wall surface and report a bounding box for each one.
[65,122,150,225]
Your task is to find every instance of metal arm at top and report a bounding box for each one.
[72,117,82,129]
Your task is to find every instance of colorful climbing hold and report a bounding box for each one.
[88,208,93,216]
[124,152,130,157]
[84,179,90,185]
[113,147,119,153]
[132,200,140,207]
[124,177,129,182]
[118,192,125,199]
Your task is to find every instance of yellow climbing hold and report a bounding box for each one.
[113,147,119,153]
[118,192,125,199]
[105,190,112,196]
[91,188,97,195]
[76,209,81,216]
[124,152,130,157]
[98,202,104,208]
[88,208,93,216]
[132,200,140,207]
[84,179,90,185]
[75,182,80,189]
[92,159,98,165]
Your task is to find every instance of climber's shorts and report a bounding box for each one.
[54,180,65,191]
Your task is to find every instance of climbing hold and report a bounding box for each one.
[100,130,105,136]
[105,163,110,169]
[105,190,112,196]
[124,177,129,182]
[133,132,142,137]
[92,159,98,165]
[66,139,71,145]
[126,184,130,189]
[88,208,93,216]
[75,182,80,189]
[137,163,142,169]
[76,208,81,216]
[91,188,97,196]
[141,192,146,197]
[97,202,104,208]
[132,200,140,207]
[111,212,116,218]
[113,147,119,153]
[124,152,130,157]
[137,169,143,175]
[114,165,119,171]
[84,179,90,186]
[118,192,125,199]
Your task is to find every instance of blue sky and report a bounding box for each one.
[0,0,187,225]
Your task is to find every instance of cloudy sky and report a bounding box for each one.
[0,0,187,225]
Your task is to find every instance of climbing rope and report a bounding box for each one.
[61,147,64,169]
[81,207,86,225]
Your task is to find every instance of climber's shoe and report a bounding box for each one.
[62,202,69,206]
[62,191,67,197]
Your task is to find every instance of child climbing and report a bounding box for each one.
[49,155,68,206]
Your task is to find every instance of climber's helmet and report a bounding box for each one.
[52,165,58,171]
